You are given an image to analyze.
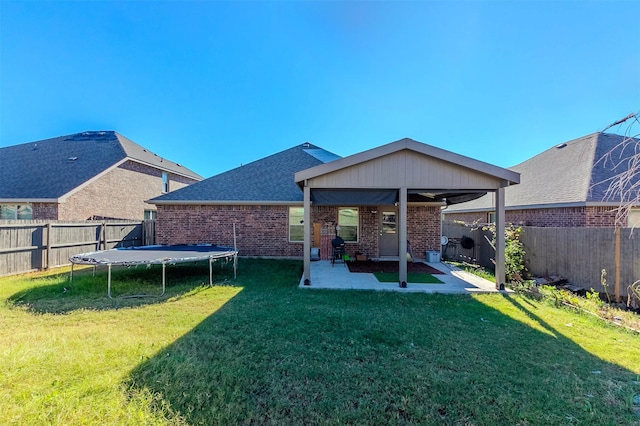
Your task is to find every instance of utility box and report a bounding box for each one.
[427,250,441,263]
[310,247,320,261]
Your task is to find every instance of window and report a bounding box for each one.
[144,209,157,220]
[628,209,640,228]
[0,204,32,220]
[162,172,169,193]
[289,207,304,242]
[488,212,496,224]
[338,208,359,242]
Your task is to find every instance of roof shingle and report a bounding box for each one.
[0,131,202,200]
[444,132,639,212]
[150,143,341,203]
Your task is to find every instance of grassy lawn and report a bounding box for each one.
[1,259,639,425]
[374,272,443,284]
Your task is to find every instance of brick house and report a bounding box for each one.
[0,131,202,220]
[443,132,640,227]
[149,138,519,286]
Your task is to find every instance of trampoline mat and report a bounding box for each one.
[70,244,238,266]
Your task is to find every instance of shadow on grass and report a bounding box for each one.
[125,259,640,425]
[6,261,238,314]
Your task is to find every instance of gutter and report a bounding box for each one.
[147,200,304,206]
[0,198,59,203]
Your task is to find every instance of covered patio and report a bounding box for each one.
[298,260,510,294]
[295,138,520,289]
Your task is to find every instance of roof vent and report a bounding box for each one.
[68,156,78,162]
[302,142,311,148]
[32,144,38,150]
[556,143,567,149]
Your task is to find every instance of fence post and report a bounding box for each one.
[615,227,621,303]
[101,222,107,250]
[45,222,52,270]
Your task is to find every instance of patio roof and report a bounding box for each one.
[296,137,520,289]
[295,138,519,191]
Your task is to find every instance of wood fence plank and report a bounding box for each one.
[0,220,155,277]
[443,222,637,297]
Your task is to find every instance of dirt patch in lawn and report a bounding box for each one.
[347,261,444,275]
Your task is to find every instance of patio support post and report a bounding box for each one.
[303,182,311,285]
[399,187,408,285]
[495,186,506,290]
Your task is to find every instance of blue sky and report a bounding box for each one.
[1,1,638,178]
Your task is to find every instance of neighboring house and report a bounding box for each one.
[149,138,519,285]
[0,131,202,221]
[444,132,640,227]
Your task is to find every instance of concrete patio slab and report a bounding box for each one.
[298,260,512,294]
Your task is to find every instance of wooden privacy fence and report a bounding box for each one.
[441,222,493,267]
[442,222,640,298]
[520,226,639,300]
[0,220,156,277]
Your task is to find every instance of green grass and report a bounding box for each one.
[449,261,496,282]
[373,272,443,283]
[1,259,639,425]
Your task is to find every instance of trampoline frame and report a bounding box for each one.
[69,244,238,298]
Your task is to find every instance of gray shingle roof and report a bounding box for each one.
[0,131,202,200]
[150,143,341,203]
[445,132,639,212]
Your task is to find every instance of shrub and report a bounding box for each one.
[481,223,527,283]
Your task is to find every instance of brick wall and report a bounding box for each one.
[157,204,301,257]
[311,205,379,260]
[584,206,618,227]
[156,203,442,259]
[408,205,442,258]
[31,203,58,220]
[444,206,619,227]
[443,211,491,225]
[57,161,198,221]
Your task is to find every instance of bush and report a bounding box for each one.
[481,223,527,283]
[504,225,527,282]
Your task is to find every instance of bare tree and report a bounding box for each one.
[593,112,640,228]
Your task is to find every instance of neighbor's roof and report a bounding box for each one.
[444,132,639,212]
[0,131,202,201]
[149,143,341,205]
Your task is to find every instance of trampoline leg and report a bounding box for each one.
[161,263,166,296]
[107,264,113,299]
[209,257,213,285]
[70,263,74,283]
[234,253,237,279]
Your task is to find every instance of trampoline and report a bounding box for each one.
[69,244,238,298]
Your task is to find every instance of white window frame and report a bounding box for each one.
[162,172,169,193]
[0,204,33,220]
[144,209,157,220]
[337,207,359,242]
[627,208,640,228]
[289,207,304,242]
